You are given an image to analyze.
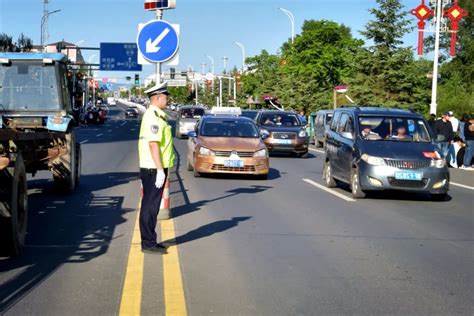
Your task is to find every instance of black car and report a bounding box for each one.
[313,109,333,148]
[255,110,308,157]
[323,107,449,200]
[125,107,138,118]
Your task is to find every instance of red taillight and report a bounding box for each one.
[423,152,440,159]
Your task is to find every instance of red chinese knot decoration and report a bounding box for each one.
[411,0,468,56]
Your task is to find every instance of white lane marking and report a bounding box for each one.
[302,179,356,202]
[120,122,127,127]
[80,140,88,144]
[309,148,325,154]
[96,133,103,137]
[450,182,474,191]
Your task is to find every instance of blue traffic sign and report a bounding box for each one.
[137,20,179,63]
[100,43,142,71]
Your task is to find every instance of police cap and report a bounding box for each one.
[145,81,170,97]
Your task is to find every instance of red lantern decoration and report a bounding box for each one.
[444,0,468,56]
[411,0,434,56]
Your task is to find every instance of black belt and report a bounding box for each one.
[140,168,157,174]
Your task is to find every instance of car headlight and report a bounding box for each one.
[254,148,268,157]
[298,130,307,138]
[199,146,215,156]
[430,159,446,168]
[361,154,386,166]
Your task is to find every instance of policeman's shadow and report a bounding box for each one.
[163,216,251,246]
[170,185,272,219]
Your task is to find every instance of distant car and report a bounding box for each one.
[313,110,333,148]
[125,107,138,119]
[241,110,260,122]
[107,97,116,106]
[175,106,206,138]
[323,107,449,200]
[255,110,309,157]
[187,115,269,179]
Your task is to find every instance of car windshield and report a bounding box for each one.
[241,111,258,120]
[201,120,259,138]
[259,113,301,127]
[181,108,204,119]
[358,116,432,142]
[0,61,61,111]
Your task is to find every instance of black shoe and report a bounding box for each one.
[141,245,167,254]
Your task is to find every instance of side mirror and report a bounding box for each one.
[341,132,354,140]
[188,131,197,138]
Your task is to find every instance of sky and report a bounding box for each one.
[0,0,421,85]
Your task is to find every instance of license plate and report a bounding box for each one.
[274,139,292,144]
[224,160,244,168]
[395,171,422,181]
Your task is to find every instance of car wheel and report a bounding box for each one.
[350,168,366,199]
[431,193,448,201]
[193,157,200,177]
[323,160,337,188]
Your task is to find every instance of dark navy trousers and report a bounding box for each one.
[139,168,168,248]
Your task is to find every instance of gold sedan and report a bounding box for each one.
[187,116,269,179]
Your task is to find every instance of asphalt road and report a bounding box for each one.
[0,103,473,315]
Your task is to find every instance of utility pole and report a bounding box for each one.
[42,0,49,48]
[222,56,228,74]
[430,0,443,115]
[155,9,163,85]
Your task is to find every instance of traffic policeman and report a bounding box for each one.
[138,81,175,254]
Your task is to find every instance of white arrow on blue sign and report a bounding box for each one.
[136,20,179,63]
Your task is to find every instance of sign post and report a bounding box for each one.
[138,1,178,85]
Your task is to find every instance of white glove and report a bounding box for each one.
[155,169,166,189]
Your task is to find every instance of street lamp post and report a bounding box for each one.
[278,7,295,44]
[234,41,246,73]
[40,9,61,51]
[222,56,228,74]
[207,55,215,93]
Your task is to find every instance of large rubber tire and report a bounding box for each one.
[323,160,337,188]
[350,168,366,199]
[0,153,28,257]
[52,131,77,193]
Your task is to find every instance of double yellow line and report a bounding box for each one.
[119,200,187,315]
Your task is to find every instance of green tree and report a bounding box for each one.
[279,20,363,112]
[0,33,33,52]
[350,0,430,112]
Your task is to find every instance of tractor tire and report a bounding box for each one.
[52,131,77,193]
[0,153,28,257]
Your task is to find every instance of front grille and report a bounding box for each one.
[384,159,431,170]
[272,132,296,140]
[388,177,428,188]
[211,164,256,172]
[214,151,254,157]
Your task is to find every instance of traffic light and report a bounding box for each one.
[134,74,139,85]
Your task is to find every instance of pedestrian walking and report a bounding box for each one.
[138,81,175,254]
[433,112,454,158]
[461,116,474,170]
[427,113,437,131]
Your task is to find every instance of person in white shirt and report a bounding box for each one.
[448,111,459,133]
